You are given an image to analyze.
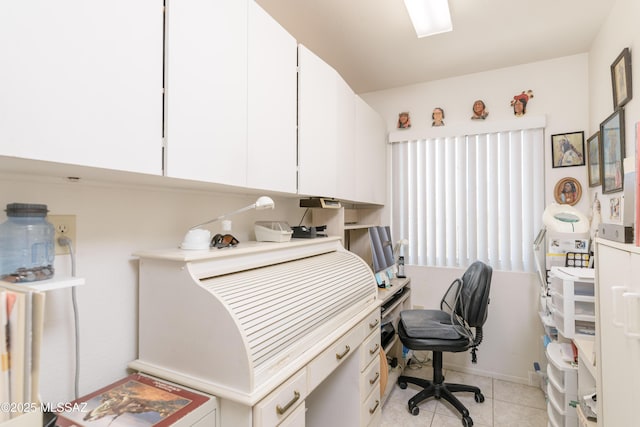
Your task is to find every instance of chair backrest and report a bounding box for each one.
[456,261,492,328]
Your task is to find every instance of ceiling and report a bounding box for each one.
[256,0,616,94]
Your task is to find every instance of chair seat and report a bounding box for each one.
[399,310,471,352]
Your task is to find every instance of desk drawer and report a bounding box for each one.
[254,369,307,427]
[308,324,363,391]
[360,355,381,402]
[278,403,305,427]
[363,310,381,337]
[361,385,381,426]
[360,330,381,372]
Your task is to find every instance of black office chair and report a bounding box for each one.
[397,260,492,427]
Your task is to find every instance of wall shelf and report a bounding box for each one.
[1,276,85,292]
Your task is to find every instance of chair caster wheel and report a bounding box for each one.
[409,405,419,416]
[474,392,485,403]
[462,416,473,427]
[398,381,407,389]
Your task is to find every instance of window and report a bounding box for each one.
[391,126,544,272]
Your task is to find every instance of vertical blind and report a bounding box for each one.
[391,127,544,272]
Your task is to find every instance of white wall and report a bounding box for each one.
[587,0,639,222]
[0,172,304,404]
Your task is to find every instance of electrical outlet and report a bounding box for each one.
[49,214,76,255]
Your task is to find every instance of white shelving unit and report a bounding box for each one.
[548,267,596,339]
[546,342,578,427]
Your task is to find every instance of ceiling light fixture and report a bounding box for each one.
[403,0,453,38]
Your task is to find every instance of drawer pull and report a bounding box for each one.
[369,318,379,329]
[336,345,351,360]
[369,399,380,414]
[369,372,380,385]
[276,390,300,415]
[369,343,380,355]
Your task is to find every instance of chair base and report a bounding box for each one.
[397,352,484,427]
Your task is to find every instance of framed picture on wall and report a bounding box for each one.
[553,177,582,206]
[600,108,626,194]
[587,132,601,187]
[551,131,585,168]
[611,47,633,109]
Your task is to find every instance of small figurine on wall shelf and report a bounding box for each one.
[471,100,489,120]
[510,90,534,116]
[432,107,445,126]
[397,111,411,128]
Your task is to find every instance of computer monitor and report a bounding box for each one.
[368,226,395,286]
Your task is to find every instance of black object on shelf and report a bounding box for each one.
[292,225,327,238]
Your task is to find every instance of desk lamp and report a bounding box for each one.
[393,239,409,278]
[181,196,275,250]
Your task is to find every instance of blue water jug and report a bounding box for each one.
[0,203,55,282]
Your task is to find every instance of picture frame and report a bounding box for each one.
[551,131,585,168]
[600,108,626,194]
[611,47,633,109]
[587,132,601,187]
[553,177,582,206]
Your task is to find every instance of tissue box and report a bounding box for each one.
[254,221,293,242]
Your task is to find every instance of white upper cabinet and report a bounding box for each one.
[0,0,163,174]
[298,45,385,204]
[247,2,297,193]
[164,0,248,186]
[297,45,339,198]
[355,96,387,205]
[335,75,356,201]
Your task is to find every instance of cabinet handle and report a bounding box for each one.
[368,400,380,414]
[276,390,300,415]
[336,345,351,360]
[369,343,380,355]
[369,318,379,329]
[623,292,640,339]
[369,372,380,385]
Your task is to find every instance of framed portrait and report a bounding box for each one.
[551,131,585,168]
[586,132,601,187]
[600,108,626,194]
[554,177,582,206]
[611,47,633,109]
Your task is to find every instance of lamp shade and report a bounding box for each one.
[255,196,275,210]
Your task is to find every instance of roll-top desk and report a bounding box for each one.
[130,237,382,426]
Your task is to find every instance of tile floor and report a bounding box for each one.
[381,361,548,427]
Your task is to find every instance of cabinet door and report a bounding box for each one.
[247,2,297,193]
[164,0,248,186]
[355,96,387,204]
[628,253,640,422]
[297,45,338,198]
[596,243,634,425]
[0,0,163,174]
[335,75,356,201]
